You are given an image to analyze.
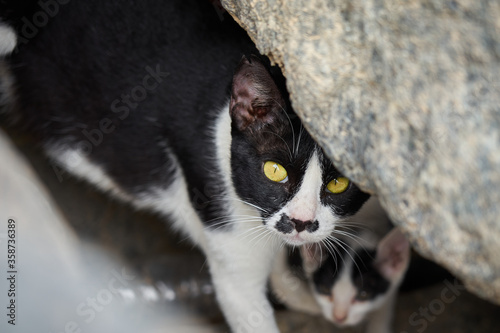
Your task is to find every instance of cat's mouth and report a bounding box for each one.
[283,233,307,246]
[280,230,330,246]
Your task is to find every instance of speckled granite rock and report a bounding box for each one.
[221,0,500,304]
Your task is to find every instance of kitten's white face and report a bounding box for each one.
[312,259,388,327]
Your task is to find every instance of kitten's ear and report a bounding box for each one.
[375,228,411,281]
[300,243,324,274]
[230,55,286,132]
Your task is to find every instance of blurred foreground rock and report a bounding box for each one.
[221,0,500,304]
[0,129,218,333]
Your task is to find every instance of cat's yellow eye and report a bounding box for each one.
[326,177,349,194]
[263,161,288,183]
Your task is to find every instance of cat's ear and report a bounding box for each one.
[375,228,410,282]
[300,243,324,274]
[230,55,286,132]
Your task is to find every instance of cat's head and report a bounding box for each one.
[229,55,370,245]
[300,228,410,327]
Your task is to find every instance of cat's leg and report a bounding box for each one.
[137,163,280,332]
[366,292,396,333]
[204,225,281,333]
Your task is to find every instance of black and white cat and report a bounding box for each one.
[271,198,410,333]
[1,1,373,331]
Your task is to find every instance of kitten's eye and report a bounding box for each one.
[355,290,372,302]
[315,284,332,296]
[326,177,350,194]
[263,161,288,183]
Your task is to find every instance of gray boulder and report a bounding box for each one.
[221,0,500,304]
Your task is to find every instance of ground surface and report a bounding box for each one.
[3,125,500,333]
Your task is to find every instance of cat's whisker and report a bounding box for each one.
[208,219,263,233]
[218,196,270,214]
[320,238,334,258]
[294,124,305,157]
[262,228,281,251]
[338,233,375,263]
[246,227,276,249]
[320,243,324,266]
[322,238,341,272]
[227,222,264,235]
[233,225,270,244]
[204,195,264,210]
[332,229,363,240]
[259,229,273,248]
[322,242,338,274]
[272,97,296,156]
[332,237,365,283]
[215,226,266,250]
[236,224,266,238]
[242,229,265,247]
[322,241,338,273]
[333,228,372,249]
[318,241,326,266]
[331,229,367,249]
[328,235,360,257]
[207,216,263,225]
[206,216,263,230]
[207,216,263,227]
[176,233,196,246]
[325,237,351,270]
[336,220,372,232]
[206,214,263,221]
[335,226,369,237]
[333,227,365,240]
[336,221,369,230]
[262,130,293,162]
[337,228,364,236]
[278,238,288,252]
[203,212,265,231]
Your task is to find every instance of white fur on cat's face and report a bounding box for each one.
[264,151,340,246]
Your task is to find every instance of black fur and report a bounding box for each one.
[3,0,369,229]
[313,252,341,295]
[5,0,256,225]
[276,214,294,234]
[351,250,390,301]
[311,248,390,301]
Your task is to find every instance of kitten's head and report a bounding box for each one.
[300,228,410,327]
[229,55,370,245]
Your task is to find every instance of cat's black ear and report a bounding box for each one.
[230,55,286,132]
[375,228,411,281]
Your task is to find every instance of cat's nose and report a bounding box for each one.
[333,311,347,323]
[290,218,318,233]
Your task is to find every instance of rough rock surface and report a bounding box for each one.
[221,0,500,304]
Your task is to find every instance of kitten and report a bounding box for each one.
[271,198,410,333]
[1,1,372,331]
